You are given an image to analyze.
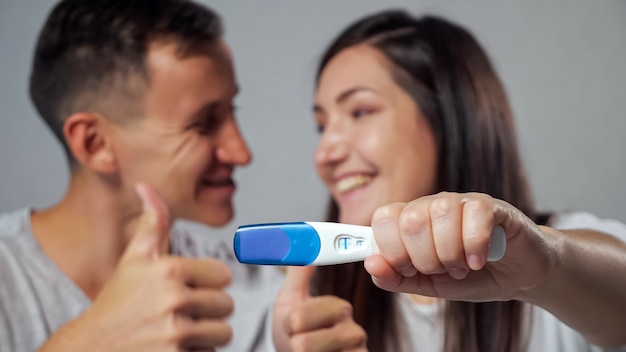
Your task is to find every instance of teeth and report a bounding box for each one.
[336,175,372,193]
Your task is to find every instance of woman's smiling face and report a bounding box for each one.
[314,44,438,226]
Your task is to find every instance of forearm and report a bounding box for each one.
[520,227,626,348]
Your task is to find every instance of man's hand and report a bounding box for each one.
[40,183,234,352]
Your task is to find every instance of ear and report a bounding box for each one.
[63,112,118,173]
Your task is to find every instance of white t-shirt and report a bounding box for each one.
[396,211,626,352]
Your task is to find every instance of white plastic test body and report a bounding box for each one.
[233,222,506,266]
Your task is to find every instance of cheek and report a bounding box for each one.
[112,131,156,174]
[398,137,437,198]
[117,130,209,179]
[168,135,213,172]
[315,161,328,185]
[352,125,386,164]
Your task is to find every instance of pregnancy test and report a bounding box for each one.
[233,222,506,266]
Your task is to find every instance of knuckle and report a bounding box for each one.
[219,292,235,316]
[290,335,311,352]
[398,208,427,235]
[372,205,394,222]
[372,203,403,223]
[168,315,191,343]
[156,258,184,280]
[326,296,353,318]
[288,309,306,334]
[165,286,189,311]
[329,320,366,349]
[220,267,233,287]
[417,262,445,275]
[344,324,367,348]
[339,299,354,318]
[207,259,232,287]
[463,198,491,215]
[430,195,455,219]
[215,323,233,346]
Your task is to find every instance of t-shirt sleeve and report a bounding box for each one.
[549,211,626,243]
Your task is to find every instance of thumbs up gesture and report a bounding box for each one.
[40,183,235,352]
[272,266,367,352]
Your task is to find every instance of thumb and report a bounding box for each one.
[271,266,316,350]
[277,266,317,304]
[121,183,171,262]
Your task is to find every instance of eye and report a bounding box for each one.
[352,108,375,118]
[314,112,326,134]
[190,102,238,135]
[192,114,221,135]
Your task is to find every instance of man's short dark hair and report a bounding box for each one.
[29,0,223,165]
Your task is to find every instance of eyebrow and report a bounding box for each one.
[312,86,376,113]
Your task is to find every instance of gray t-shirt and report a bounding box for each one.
[0,208,284,352]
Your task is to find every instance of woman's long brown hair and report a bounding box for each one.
[313,10,542,352]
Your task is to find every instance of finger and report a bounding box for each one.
[462,194,496,270]
[177,317,233,349]
[364,254,404,291]
[428,193,467,279]
[396,198,445,275]
[286,296,352,335]
[289,318,366,352]
[277,266,316,303]
[121,183,171,262]
[366,255,448,297]
[372,203,417,277]
[155,257,232,289]
[178,288,234,319]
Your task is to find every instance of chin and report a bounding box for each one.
[187,204,234,228]
[339,212,371,226]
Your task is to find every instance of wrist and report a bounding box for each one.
[516,225,567,305]
[38,315,98,352]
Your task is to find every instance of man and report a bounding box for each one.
[0,0,283,350]
[0,1,368,350]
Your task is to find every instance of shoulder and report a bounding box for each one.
[0,208,33,262]
[548,211,626,242]
[0,208,38,280]
[0,208,30,240]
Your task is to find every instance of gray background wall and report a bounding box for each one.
[1,1,625,241]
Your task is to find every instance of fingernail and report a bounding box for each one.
[468,254,485,271]
[448,268,468,280]
[135,183,156,225]
[135,183,149,208]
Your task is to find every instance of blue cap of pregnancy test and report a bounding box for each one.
[233,222,321,265]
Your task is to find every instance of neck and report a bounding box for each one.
[30,171,142,299]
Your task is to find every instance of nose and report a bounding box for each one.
[216,119,252,166]
[314,120,349,167]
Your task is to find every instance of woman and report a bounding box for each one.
[272,10,626,352]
